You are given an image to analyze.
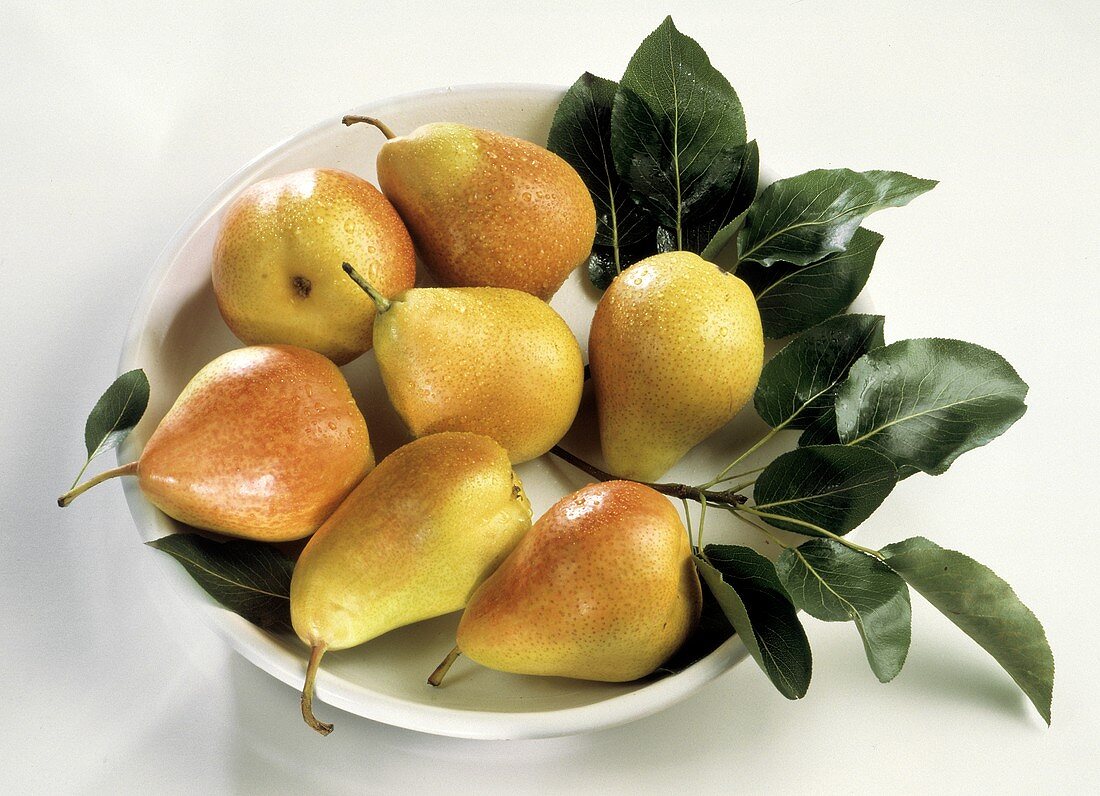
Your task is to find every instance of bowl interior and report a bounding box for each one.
[119,84,829,739]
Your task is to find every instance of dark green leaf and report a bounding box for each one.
[611,16,747,245]
[754,313,886,433]
[548,73,656,271]
[738,169,936,267]
[147,534,294,631]
[751,445,897,536]
[881,537,1054,723]
[697,549,812,699]
[798,411,841,447]
[777,540,911,682]
[701,210,747,262]
[836,339,1028,477]
[84,369,150,460]
[739,228,883,339]
[586,240,660,290]
[653,565,735,676]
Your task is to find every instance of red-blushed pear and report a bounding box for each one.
[58,345,374,542]
[290,432,533,735]
[344,116,596,301]
[428,480,701,686]
[213,168,416,365]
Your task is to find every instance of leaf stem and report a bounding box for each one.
[696,492,709,551]
[548,446,748,510]
[700,426,782,488]
[729,510,789,550]
[57,461,139,507]
[341,114,397,140]
[740,507,884,559]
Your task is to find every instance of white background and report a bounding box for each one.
[2,1,1098,792]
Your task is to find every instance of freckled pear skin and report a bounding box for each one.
[213,168,416,365]
[138,345,374,541]
[455,480,701,682]
[371,285,584,464]
[290,432,532,655]
[590,252,764,482]
[374,123,596,300]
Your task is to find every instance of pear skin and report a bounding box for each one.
[366,121,595,300]
[291,432,532,733]
[135,345,374,541]
[213,168,416,364]
[346,266,584,464]
[589,252,764,481]
[449,480,701,683]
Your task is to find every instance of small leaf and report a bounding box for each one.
[882,537,1054,724]
[697,549,812,699]
[752,445,897,536]
[611,16,747,245]
[147,534,294,631]
[738,169,936,268]
[754,313,885,433]
[739,228,884,339]
[835,339,1028,477]
[548,72,657,281]
[777,540,911,682]
[84,369,150,460]
[701,209,748,262]
[653,567,735,676]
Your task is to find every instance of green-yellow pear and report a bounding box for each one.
[58,345,374,541]
[589,251,764,481]
[429,480,701,685]
[343,263,584,464]
[213,168,416,364]
[291,432,533,734]
[344,116,596,300]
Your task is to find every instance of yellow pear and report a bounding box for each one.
[59,345,374,542]
[344,116,595,300]
[429,480,701,685]
[589,251,764,481]
[291,432,533,734]
[212,168,416,364]
[344,264,583,463]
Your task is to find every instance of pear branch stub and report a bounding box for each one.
[57,461,140,507]
[301,644,334,736]
[341,115,398,140]
[342,262,392,313]
[427,646,463,687]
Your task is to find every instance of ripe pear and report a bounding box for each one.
[343,264,583,464]
[429,480,701,685]
[344,116,596,300]
[58,345,374,541]
[291,432,533,734]
[213,168,416,364]
[589,251,764,481]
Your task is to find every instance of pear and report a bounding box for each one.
[343,264,583,464]
[589,251,764,481]
[213,168,416,364]
[344,116,596,300]
[58,345,374,542]
[291,432,532,734]
[429,480,701,685]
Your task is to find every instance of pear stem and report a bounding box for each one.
[57,461,139,507]
[342,262,392,313]
[342,114,397,140]
[427,646,462,687]
[301,644,334,736]
[547,446,747,510]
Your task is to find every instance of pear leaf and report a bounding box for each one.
[776,540,911,682]
[548,72,658,285]
[738,169,936,267]
[835,338,1028,477]
[147,534,294,631]
[83,368,150,461]
[611,16,748,248]
[739,228,883,339]
[696,548,811,699]
[751,445,897,537]
[754,313,885,434]
[882,537,1054,724]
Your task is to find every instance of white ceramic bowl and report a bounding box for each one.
[119,84,849,740]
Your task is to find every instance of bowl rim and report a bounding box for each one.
[116,82,748,740]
